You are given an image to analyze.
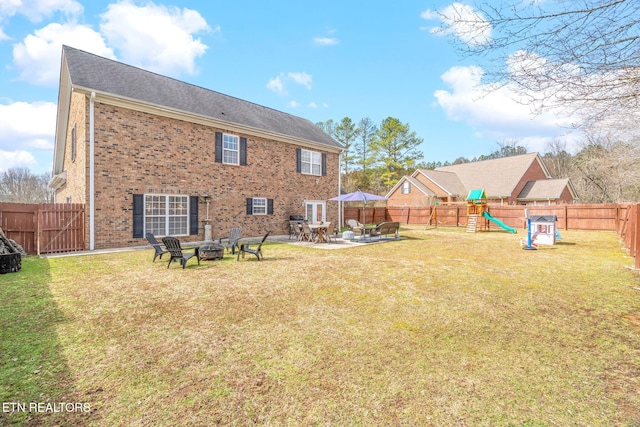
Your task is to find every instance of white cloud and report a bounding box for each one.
[266,75,286,95]
[0,150,37,172]
[314,37,339,46]
[289,100,300,108]
[12,22,114,86]
[421,3,491,47]
[288,72,312,89]
[0,100,56,150]
[0,100,55,172]
[0,0,83,23]
[433,65,579,153]
[267,71,313,95]
[99,0,211,76]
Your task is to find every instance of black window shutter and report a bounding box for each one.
[246,198,253,215]
[215,132,222,163]
[133,194,144,238]
[322,153,327,176]
[296,148,301,173]
[267,199,274,215]
[240,137,247,166]
[189,196,198,235]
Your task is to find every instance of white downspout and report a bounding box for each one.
[89,92,95,250]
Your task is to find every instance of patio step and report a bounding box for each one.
[467,214,478,233]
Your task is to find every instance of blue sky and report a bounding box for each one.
[0,0,581,175]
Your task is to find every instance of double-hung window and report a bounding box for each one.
[223,133,239,165]
[144,194,189,236]
[301,149,322,176]
[252,198,267,215]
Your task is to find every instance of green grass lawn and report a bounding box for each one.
[1,226,639,426]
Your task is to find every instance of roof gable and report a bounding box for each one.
[413,169,467,196]
[60,45,342,150]
[517,178,576,201]
[385,175,436,198]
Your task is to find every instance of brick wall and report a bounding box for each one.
[58,101,340,249]
[508,159,548,204]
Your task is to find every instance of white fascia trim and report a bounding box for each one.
[48,171,67,190]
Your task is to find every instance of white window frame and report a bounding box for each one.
[223,133,239,165]
[301,149,322,176]
[252,197,267,215]
[402,181,411,194]
[144,194,189,237]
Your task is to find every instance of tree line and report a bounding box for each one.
[318,116,640,203]
[0,168,54,203]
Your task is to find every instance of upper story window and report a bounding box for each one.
[402,181,411,194]
[301,149,322,176]
[296,148,326,176]
[223,133,239,165]
[215,132,247,166]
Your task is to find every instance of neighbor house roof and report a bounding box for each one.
[412,169,467,197]
[517,178,577,202]
[435,153,551,199]
[53,45,342,174]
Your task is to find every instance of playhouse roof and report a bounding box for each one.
[530,215,557,223]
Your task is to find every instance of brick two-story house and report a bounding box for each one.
[50,46,344,250]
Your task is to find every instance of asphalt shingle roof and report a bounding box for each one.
[517,178,571,200]
[435,153,548,198]
[415,169,467,196]
[62,45,342,150]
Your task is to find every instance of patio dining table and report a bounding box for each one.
[308,222,330,243]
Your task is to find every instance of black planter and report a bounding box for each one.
[0,253,22,274]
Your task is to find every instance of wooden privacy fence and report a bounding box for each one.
[343,203,640,269]
[0,203,85,255]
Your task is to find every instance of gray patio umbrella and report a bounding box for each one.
[329,190,389,225]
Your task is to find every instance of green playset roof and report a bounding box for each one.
[466,189,487,201]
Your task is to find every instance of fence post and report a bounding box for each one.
[635,203,640,270]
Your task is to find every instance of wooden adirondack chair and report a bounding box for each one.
[161,236,200,269]
[145,232,168,262]
[218,227,242,254]
[237,231,271,261]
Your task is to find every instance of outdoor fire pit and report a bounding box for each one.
[198,243,225,260]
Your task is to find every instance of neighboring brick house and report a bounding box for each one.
[50,46,344,250]
[386,153,577,206]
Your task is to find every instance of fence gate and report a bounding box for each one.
[0,203,38,254]
[0,203,85,255]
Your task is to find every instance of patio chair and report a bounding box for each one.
[325,221,337,243]
[145,232,168,262]
[237,231,271,261]
[300,223,314,242]
[218,227,242,254]
[346,219,366,237]
[161,236,200,269]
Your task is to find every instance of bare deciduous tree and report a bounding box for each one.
[433,0,640,124]
[0,168,53,203]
